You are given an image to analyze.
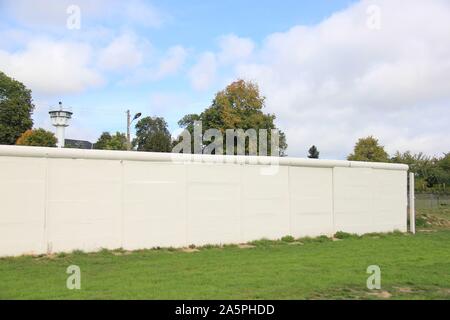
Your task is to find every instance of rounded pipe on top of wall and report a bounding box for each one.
[0,145,409,171]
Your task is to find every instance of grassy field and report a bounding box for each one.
[0,207,449,300]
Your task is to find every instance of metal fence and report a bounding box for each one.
[415,193,450,210]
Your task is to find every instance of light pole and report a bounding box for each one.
[126,110,142,151]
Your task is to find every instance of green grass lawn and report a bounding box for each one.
[1,225,449,300]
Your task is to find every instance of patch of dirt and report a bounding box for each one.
[416,213,450,229]
[394,287,415,293]
[238,244,256,249]
[393,286,450,298]
[367,291,392,299]
[438,288,450,295]
[308,287,367,300]
[33,253,57,260]
[331,238,342,242]
[112,251,132,256]
[310,285,449,300]
[182,248,200,253]
[288,242,304,246]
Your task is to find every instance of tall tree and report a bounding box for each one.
[432,152,450,187]
[177,80,287,156]
[438,152,450,173]
[94,132,128,150]
[133,117,172,152]
[308,145,320,159]
[392,151,450,191]
[16,128,57,147]
[94,132,112,150]
[0,71,34,145]
[347,136,389,162]
[391,151,432,178]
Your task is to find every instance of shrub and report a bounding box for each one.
[250,238,282,247]
[281,235,295,243]
[98,248,112,255]
[415,216,429,227]
[297,235,331,244]
[16,128,57,147]
[334,231,359,239]
[315,235,332,242]
[201,244,221,250]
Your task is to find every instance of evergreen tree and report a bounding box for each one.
[308,145,320,159]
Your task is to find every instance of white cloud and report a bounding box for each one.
[187,35,254,91]
[0,0,166,30]
[123,0,166,28]
[155,45,187,79]
[0,0,80,28]
[229,0,450,158]
[2,0,449,159]
[0,27,32,50]
[218,34,255,64]
[118,45,187,85]
[0,38,104,96]
[97,33,145,71]
[148,92,194,121]
[189,52,217,91]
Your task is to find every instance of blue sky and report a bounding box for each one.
[0,0,449,158]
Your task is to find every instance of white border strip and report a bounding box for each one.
[0,145,409,171]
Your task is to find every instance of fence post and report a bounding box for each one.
[409,172,416,234]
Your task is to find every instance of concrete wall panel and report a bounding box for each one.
[241,166,290,242]
[0,157,46,256]
[46,159,122,252]
[187,164,241,245]
[123,161,187,249]
[289,167,334,237]
[333,167,407,234]
[0,146,409,257]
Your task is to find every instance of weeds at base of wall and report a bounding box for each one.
[0,230,409,261]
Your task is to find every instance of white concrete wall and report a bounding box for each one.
[0,146,408,257]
